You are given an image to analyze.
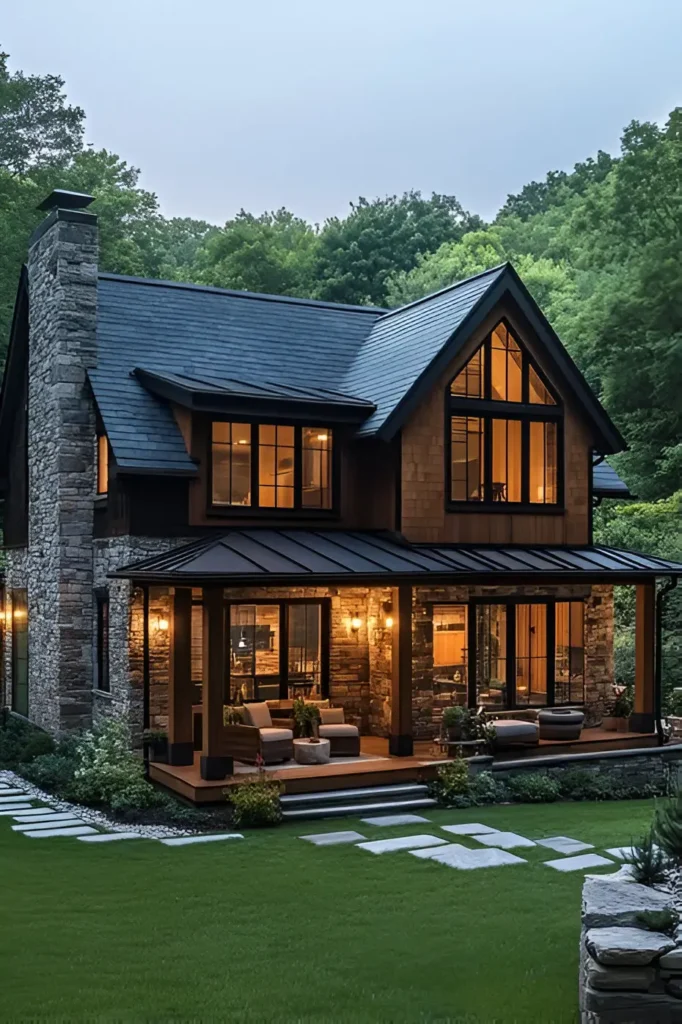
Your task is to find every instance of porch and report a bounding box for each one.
[111,530,682,802]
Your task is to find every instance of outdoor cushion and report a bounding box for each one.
[243,702,272,729]
[259,727,294,742]
[318,724,360,738]
[491,719,539,742]
[307,699,330,709]
[538,709,584,726]
[319,707,345,724]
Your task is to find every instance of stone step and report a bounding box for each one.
[282,796,438,821]
[280,783,430,807]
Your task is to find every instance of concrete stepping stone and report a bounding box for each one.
[535,836,594,855]
[13,818,86,832]
[300,830,366,846]
[606,846,651,861]
[160,833,244,846]
[545,853,614,873]
[12,811,71,823]
[0,805,34,815]
[411,843,527,870]
[356,834,448,855]
[441,823,500,836]
[0,795,34,803]
[78,832,147,842]
[0,789,28,796]
[475,831,536,850]
[23,826,99,838]
[361,814,429,826]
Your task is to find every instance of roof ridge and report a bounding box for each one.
[375,263,509,323]
[98,272,387,315]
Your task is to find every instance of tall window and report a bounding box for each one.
[96,434,109,495]
[515,604,547,706]
[211,423,333,511]
[555,601,585,703]
[95,590,110,692]
[433,605,468,705]
[11,590,28,717]
[448,320,561,507]
[475,604,507,708]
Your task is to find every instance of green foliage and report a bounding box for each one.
[0,714,53,767]
[142,728,167,744]
[292,698,320,739]
[223,706,245,725]
[20,752,78,798]
[507,772,561,804]
[558,769,612,802]
[430,758,471,805]
[628,830,671,886]
[636,909,679,936]
[654,792,682,862]
[468,771,507,805]
[71,719,164,810]
[227,770,283,828]
[442,706,467,729]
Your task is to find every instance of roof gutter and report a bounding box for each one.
[655,576,679,746]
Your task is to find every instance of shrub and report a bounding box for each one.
[0,715,53,767]
[637,909,679,936]
[227,771,283,827]
[21,752,78,798]
[507,772,560,803]
[72,719,163,810]
[628,830,671,886]
[654,792,682,863]
[430,758,470,806]
[19,731,55,763]
[442,706,467,730]
[292,698,320,739]
[557,769,612,802]
[469,771,507,805]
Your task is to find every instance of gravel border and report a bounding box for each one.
[1,769,193,840]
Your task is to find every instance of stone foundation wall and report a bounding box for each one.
[492,745,682,794]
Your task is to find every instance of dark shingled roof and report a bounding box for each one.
[593,458,633,499]
[90,264,625,474]
[110,529,682,584]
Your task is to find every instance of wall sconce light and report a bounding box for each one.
[350,614,362,632]
[12,608,27,621]
[382,601,394,628]
[155,616,169,631]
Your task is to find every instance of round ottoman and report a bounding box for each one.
[538,708,584,741]
[490,719,539,748]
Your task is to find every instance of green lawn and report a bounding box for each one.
[0,799,658,1023]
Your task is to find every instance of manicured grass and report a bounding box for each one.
[0,799,659,1023]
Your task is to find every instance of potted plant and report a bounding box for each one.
[613,685,634,732]
[442,705,467,740]
[292,697,321,742]
[142,728,168,763]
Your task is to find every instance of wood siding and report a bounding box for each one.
[400,301,594,544]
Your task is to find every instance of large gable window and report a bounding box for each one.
[211,423,333,512]
[448,320,562,508]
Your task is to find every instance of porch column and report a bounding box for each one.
[632,581,656,733]
[167,587,194,766]
[201,585,232,780]
[389,584,413,756]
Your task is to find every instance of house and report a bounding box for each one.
[1,189,681,800]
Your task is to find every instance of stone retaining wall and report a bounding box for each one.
[492,744,682,794]
[580,876,682,1022]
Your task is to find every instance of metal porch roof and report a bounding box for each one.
[110,530,682,585]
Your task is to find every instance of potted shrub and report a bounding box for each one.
[442,705,467,740]
[292,697,321,742]
[142,728,168,763]
[613,685,634,732]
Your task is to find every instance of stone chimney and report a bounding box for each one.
[26,190,98,733]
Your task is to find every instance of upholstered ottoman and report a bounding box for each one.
[538,708,584,741]
[490,719,539,749]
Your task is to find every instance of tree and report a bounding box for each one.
[0,49,84,173]
[314,191,483,306]
[193,209,319,297]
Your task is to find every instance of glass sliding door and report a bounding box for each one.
[229,604,281,703]
[555,601,585,703]
[515,604,548,705]
[433,605,468,705]
[475,605,507,708]
[287,603,322,699]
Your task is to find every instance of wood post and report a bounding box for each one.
[201,585,232,780]
[633,581,655,733]
[167,587,194,766]
[389,584,413,756]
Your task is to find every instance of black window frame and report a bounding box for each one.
[432,596,586,709]
[446,317,565,513]
[208,419,339,518]
[95,588,110,693]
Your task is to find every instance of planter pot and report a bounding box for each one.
[148,740,168,763]
[616,717,630,733]
[444,724,463,741]
[602,717,618,732]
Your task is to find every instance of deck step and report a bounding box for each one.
[282,796,437,821]
[280,783,429,807]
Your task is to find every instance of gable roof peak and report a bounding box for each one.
[376,262,511,322]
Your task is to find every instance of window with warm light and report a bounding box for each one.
[11,589,28,716]
[433,605,468,704]
[448,320,561,507]
[211,423,333,511]
[96,434,109,495]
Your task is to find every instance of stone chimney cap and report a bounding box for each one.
[37,190,95,212]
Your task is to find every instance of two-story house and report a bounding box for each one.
[1,190,680,800]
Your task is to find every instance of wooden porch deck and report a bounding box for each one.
[149,729,662,803]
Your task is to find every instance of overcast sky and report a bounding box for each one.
[3,0,681,225]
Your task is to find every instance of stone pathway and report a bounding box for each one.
[160,834,244,847]
[301,830,367,846]
[441,823,500,836]
[536,836,594,855]
[411,843,527,870]
[475,831,537,850]
[545,853,615,873]
[356,835,449,855]
[360,814,428,826]
[22,826,99,839]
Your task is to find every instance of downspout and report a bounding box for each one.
[655,576,678,745]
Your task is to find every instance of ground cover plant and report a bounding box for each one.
[0,799,658,1022]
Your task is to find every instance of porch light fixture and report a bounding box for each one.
[350,614,362,632]
[382,601,394,628]
[155,616,169,631]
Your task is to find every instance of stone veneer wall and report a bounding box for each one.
[412,583,614,740]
